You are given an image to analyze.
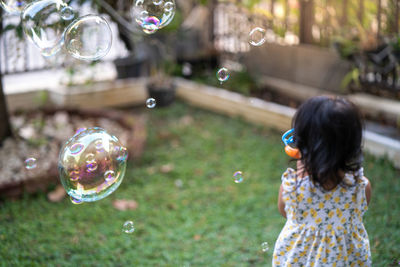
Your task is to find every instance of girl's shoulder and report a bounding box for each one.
[281,167,367,193]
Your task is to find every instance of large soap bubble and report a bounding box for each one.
[21,0,70,57]
[0,0,29,14]
[58,127,128,202]
[64,15,112,61]
[132,0,175,34]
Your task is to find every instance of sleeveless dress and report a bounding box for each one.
[272,168,371,267]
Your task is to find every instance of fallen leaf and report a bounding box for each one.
[47,185,66,202]
[193,234,201,241]
[180,115,193,126]
[146,166,157,175]
[160,163,174,173]
[113,199,139,211]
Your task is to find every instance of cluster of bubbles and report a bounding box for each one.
[5,0,269,249]
[233,171,243,184]
[132,0,176,34]
[123,221,135,234]
[146,98,157,108]
[0,0,112,60]
[58,127,128,203]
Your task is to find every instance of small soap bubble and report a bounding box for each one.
[104,170,116,182]
[64,15,112,61]
[86,161,98,173]
[153,0,163,5]
[59,127,128,202]
[261,242,269,252]
[146,98,156,108]
[249,27,266,47]
[164,1,174,12]
[123,221,135,234]
[217,67,230,83]
[70,143,84,155]
[115,147,128,161]
[233,171,243,183]
[94,139,103,150]
[69,170,80,181]
[60,5,74,20]
[70,196,83,205]
[182,62,192,76]
[174,179,183,188]
[24,157,37,170]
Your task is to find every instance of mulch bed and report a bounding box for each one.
[0,108,147,199]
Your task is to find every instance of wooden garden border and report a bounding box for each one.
[5,77,400,168]
[174,78,400,169]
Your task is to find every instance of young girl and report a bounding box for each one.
[273,96,372,267]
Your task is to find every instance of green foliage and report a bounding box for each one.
[0,102,398,266]
[340,67,360,92]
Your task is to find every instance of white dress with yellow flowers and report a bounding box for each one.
[272,168,371,267]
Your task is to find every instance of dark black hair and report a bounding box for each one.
[293,96,363,189]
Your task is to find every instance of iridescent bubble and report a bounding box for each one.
[70,143,84,155]
[233,171,243,183]
[261,242,269,252]
[132,0,175,34]
[217,67,230,83]
[60,5,75,20]
[75,127,87,135]
[122,221,135,234]
[70,196,83,205]
[104,170,116,183]
[85,153,95,162]
[21,0,68,57]
[115,147,128,161]
[86,161,98,173]
[174,179,183,188]
[24,157,37,169]
[248,27,266,47]
[146,98,156,108]
[64,15,112,61]
[164,1,174,12]
[69,170,80,181]
[58,127,128,202]
[94,139,103,150]
[182,62,192,76]
[0,0,28,14]
[141,16,160,34]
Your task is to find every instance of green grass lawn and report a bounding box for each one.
[1,102,399,266]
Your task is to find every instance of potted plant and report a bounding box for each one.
[147,59,176,107]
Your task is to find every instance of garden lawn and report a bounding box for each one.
[0,102,399,266]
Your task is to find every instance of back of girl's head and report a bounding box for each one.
[293,96,363,188]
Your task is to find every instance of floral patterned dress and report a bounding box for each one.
[272,168,371,267]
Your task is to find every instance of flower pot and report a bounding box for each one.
[114,56,149,79]
[147,83,176,107]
